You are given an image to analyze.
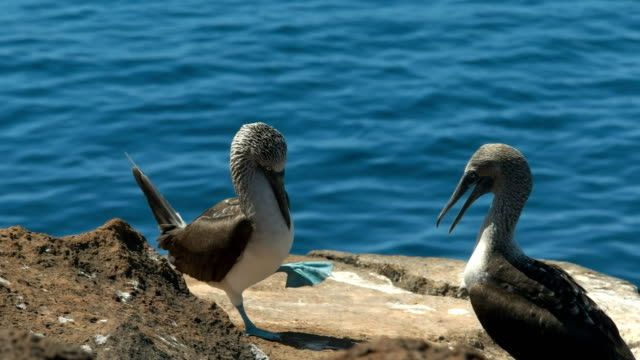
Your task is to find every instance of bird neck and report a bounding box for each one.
[231,157,289,233]
[476,186,528,259]
[233,166,256,215]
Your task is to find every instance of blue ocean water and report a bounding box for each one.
[0,1,638,286]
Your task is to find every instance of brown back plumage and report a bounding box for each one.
[158,198,253,282]
[470,254,634,360]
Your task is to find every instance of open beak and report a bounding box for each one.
[264,168,291,229]
[436,174,493,234]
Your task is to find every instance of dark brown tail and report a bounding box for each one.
[127,153,186,230]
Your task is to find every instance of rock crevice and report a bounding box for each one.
[309,250,469,298]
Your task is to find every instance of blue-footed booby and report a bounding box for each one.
[129,122,332,341]
[436,144,634,360]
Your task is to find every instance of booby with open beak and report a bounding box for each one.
[436,143,634,360]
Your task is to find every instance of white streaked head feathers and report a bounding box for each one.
[229,123,288,204]
[231,122,287,172]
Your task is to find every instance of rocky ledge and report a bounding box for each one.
[189,251,640,359]
[0,220,638,359]
[0,220,258,359]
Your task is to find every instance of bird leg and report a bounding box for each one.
[277,261,333,288]
[235,304,281,341]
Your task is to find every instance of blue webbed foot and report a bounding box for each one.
[245,324,281,341]
[235,304,281,341]
[277,261,333,288]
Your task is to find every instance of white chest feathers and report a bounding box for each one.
[222,169,293,295]
[463,238,489,288]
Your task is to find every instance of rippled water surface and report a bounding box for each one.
[1,1,639,285]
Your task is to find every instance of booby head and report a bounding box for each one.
[436,144,532,233]
[230,122,291,228]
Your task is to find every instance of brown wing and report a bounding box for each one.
[469,282,575,360]
[158,198,253,282]
[516,259,635,360]
[471,255,634,360]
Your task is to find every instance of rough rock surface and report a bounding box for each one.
[187,250,640,360]
[310,251,640,359]
[186,253,500,360]
[328,337,484,360]
[1,220,637,360]
[0,219,256,359]
[0,328,91,360]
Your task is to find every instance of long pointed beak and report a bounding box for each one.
[264,169,291,229]
[436,175,493,234]
[436,176,469,229]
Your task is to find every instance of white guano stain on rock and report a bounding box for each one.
[0,277,10,288]
[157,335,187,349]
[156,335,171,346]
[58,315,74,324]
[249,344,269,360]
[128,279,139,287]
[447,308,470,316]
[94,334,110,345]
[29,330,44,338]
[81,344,92,353]
[115,290,132,302]
[386,302,435,314]
[77,270,93,279]
[329,271,410,294]
[170,336,187,348]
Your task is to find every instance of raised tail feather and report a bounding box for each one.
[126,153,186,230]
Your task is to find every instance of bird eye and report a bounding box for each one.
[265,166,272,172]
[466,171,479,183]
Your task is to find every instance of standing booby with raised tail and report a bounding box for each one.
[436,144,634,360]
[129,122,332,341]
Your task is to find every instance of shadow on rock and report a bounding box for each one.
[273,331,360,351]
[328,337,486,360]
